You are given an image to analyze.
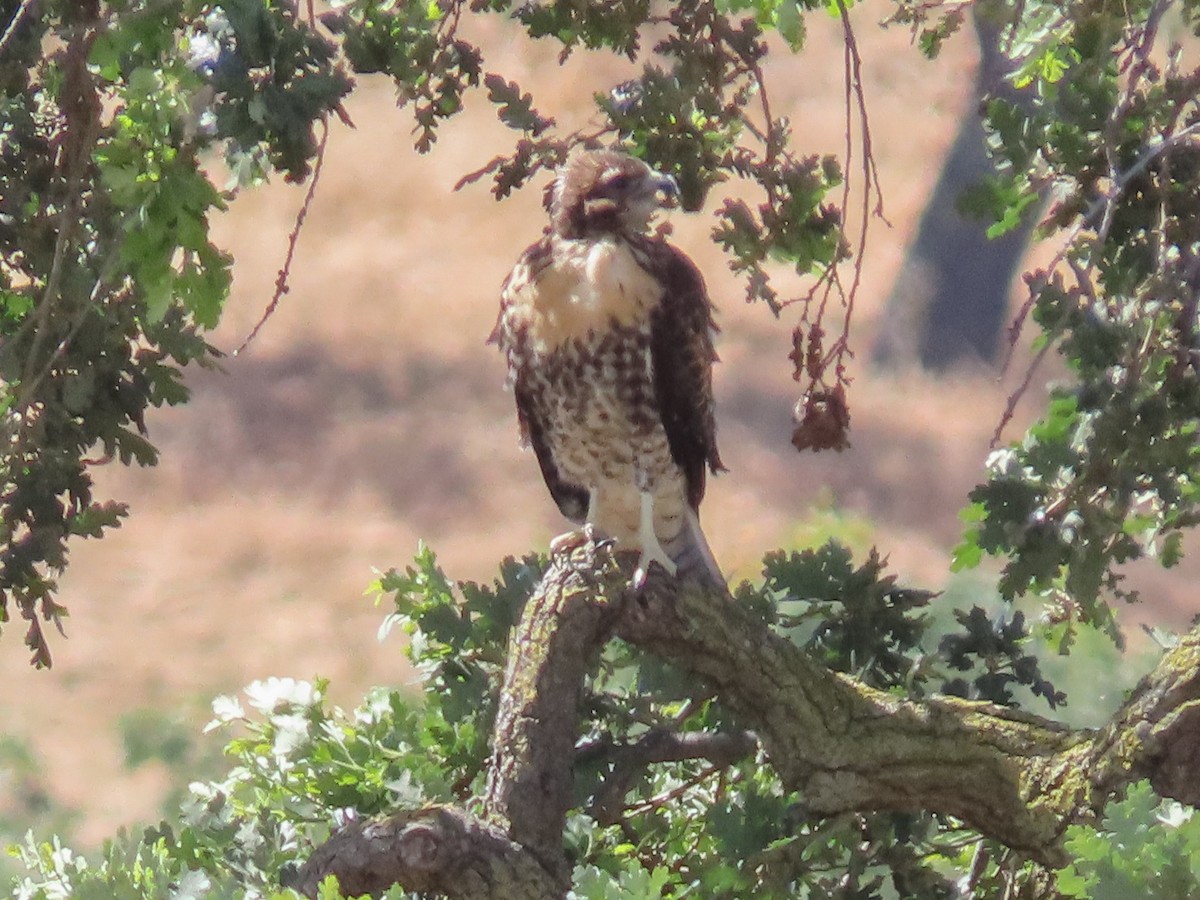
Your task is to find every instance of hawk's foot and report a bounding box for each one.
[549,525,614,564]
[631,558,676,592]
[632,542,679,590]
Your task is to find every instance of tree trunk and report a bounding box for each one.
[873,4,1038,370]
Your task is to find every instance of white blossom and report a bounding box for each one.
[244,677,321,714]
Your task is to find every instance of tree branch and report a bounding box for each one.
[289,806,562,899]
[296,544,1200,896]
[0,0,36,57]
[296,536,629,899]
[1097,633,1200,807]
[617,560,1200,868]
[579,727,758,824]
[483,534,627,885]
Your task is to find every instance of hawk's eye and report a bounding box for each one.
[603,172,635,193]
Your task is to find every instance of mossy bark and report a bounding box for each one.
[298,543,1200,897]
[483,539,625,886]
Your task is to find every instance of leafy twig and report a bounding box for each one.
[994,10,1198,443]
[989,337,1053,449]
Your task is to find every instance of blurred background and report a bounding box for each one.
[1,12,1194,859]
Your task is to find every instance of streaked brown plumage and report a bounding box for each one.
[491,148,725,585]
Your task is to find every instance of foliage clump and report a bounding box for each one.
[947,0,1200,644]
[0,0,348,665]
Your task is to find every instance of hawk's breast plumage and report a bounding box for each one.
[492,149,725,585]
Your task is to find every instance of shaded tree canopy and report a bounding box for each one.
[3,0,1200,898]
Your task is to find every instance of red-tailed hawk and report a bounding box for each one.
[491,148,725,586]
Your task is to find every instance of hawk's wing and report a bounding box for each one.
[492,237,590,524]
[643,240,725,511]
[515,377,589,524]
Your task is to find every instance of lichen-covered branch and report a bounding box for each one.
[618,561,1200,867]
[295,539,627,899]
[296,546,1200,896]
[483,537,626,885]
[289,806,561,899]
[1091,633,1200,808]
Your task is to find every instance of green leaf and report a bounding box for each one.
[950,534,984,572]
[775,0,805,50]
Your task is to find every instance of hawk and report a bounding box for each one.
[491,148,725,586]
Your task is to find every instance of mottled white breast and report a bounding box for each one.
[512,238,663,354]
[538,322,680,546]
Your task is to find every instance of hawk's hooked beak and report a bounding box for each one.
[655,172,680,209]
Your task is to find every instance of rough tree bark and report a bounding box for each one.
[872,2,1039,370]
[294,539,1200,898]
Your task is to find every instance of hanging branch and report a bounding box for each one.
[234,116,331,357]
[788,1,888,454]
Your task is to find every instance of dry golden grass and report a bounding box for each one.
[1,15,1194,848]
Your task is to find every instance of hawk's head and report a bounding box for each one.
[549,149,679,240]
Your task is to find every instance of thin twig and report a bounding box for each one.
[990,337,1053,448]
[0,0,36,57]
[1083,122,1200,233]
[234,116,330,356]
[799,0,887,391]
[585,728,756,825]
[20,194,77,390]
[836,0,885,323]
[622,763,724,816]
[1094,2,1172,253]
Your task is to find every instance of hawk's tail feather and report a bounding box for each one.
[670,507,726,589]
